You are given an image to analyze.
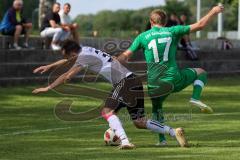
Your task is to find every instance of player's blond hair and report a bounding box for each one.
[150,9,167,26]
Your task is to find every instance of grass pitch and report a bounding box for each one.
[0,77,239,160]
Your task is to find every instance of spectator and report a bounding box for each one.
[40,2,70,51]
[59,3,79,43]
[0,0,33,50]
[180,14,198,60]
[166,13,180,27]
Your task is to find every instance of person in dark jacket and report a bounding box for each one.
[0,0,32,49]
[180,14,198,60]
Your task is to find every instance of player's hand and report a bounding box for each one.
[212,5,224,14]
[72,23,78,29]
[63,26,71,31]
[33,66,50,74]
[32,87,50,94]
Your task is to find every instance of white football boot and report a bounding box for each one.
[118,143,135,150]
[190,99,213,114]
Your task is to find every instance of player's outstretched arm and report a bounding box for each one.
[190,5,224,32]
[33,59,68,74]
[32,65,82,94]
[117,50,134,64]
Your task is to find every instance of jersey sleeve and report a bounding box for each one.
[47,12,54,22]
[73,55,89,68]
[171,25,190,37]
[128,35,142,52]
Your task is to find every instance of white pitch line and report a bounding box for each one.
[0,124,107,137]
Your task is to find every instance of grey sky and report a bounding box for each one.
[57,0,165,18]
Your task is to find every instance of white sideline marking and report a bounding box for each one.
[0,124,107,137]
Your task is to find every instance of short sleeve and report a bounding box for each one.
[59,11,64,24]
[128,35,142,52]
[73,55,89,68]
[171,25,190,37]
[47,12,54,21]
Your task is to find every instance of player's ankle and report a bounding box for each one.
[121,138,130,145]
[169,128,176,137]
[190,98,199,101]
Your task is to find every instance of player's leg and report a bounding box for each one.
[191,68,207,100]
[128,98,188,147]
[103,78,135,149]
[22,23,32,48]
[13,25,23,49]
[101,107,132,148]
[174,68,213,113]
[125,77,188,147]
[148,80,173,145]
[151,96,168,145]
[190,68,213,113]
[132,118,188,147]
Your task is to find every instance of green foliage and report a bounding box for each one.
[75,1,191,38]
[185,0,239,31]
[0,0,13,18]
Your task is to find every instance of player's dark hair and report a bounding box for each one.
[62,40,82,55]
[54,2,61,6]
[64,3,71,8]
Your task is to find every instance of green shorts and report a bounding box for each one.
[148,68,197,97]
[173,68,198,92]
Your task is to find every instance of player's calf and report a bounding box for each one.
[101,108,133,148]
[133,118,189,147]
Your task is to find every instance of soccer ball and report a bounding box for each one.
[104,128,121,146]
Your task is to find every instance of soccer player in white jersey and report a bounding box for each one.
[33,40,188,149]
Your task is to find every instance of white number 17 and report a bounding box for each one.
[148,37,172,62]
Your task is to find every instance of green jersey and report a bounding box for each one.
[128,25,190,85]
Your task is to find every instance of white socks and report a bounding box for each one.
[146,120,175,137]
[107,115,130,145]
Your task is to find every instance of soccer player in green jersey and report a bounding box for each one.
[118,5,224,145]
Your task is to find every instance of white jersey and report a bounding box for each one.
[59,10,72,25]
[74,46,132,84]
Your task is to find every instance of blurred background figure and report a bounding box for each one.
[40,2,70,51]
[179,14,198,61]
[0,0,33,50]
[166,13,180,27]
[59,3,80,43]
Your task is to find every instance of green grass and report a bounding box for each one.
[0,77,240,160]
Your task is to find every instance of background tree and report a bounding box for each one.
[39,0,56,28]
[74,0,192,38]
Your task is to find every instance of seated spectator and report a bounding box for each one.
[0,0,32,50]
[40,2,70,50]
[59,3,79,43]
[166,13,180,27]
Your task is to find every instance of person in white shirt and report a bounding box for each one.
[32,40,188,149]
[59,3,79,43]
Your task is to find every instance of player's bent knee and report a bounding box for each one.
[55,28,63,33]
[194,68,206,75]
[15,25,23,31]
[133,121,146,129]
[101,108,114,120]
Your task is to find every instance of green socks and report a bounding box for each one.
[192,72,207,100]
[152,97,166,143]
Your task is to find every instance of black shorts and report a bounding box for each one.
[1,25,26,36]
[105,74,145,120]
